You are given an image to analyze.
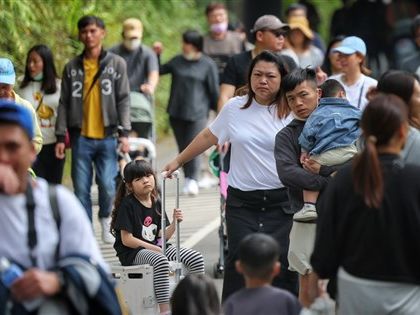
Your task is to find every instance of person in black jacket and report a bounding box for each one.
[310,94,420,313]
[274,68,337,307]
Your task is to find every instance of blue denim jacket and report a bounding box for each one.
[299,97,361,155]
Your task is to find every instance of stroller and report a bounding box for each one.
[129,91,155,143]
[209,149,228,279]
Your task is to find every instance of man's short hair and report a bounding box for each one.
[0,100,34,140]
[77,15,105,31]
[238,233,279,280]
[320,79,346,98]
[281,68,317,97]
[205,2,226,16]
[182,30,203,52]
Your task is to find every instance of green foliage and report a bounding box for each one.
[0,0,206,136]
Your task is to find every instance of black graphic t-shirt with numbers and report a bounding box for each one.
[113,194,169,265]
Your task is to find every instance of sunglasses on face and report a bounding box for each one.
[262,29,287,38]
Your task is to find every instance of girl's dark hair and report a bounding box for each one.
[20,45,58,94]
[376,70,419,128]
[241,51,290,118]
[321,35,345,75]
[171,274,220,315]
[353,94,408,208]
[110,160,158,235]
[183,30,203,52]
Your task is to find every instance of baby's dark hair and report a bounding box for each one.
[238,233,279,280]
[110,160,158,235]
[320,79,346,98]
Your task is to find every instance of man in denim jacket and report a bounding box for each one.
[294,78,361,222]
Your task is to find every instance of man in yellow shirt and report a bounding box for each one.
[55,16,131,244]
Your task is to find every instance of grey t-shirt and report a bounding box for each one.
[109,44,159,93]
[223,286,301,315]
[203,31,244,77]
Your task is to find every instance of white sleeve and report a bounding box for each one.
[56,185,109,272]
[208,99,233,144]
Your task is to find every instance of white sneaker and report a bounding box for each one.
[187,179,199,196]
[100,217,114,244]
[183,178,191,195]
[198,175,219,189]
[293,204,317,222]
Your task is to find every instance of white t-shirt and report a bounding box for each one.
[329,74,377,111]
[0,178,107,271]
[209,96,292,191]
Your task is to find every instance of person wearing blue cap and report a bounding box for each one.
[329,36,377,111]
[0,58,43,153]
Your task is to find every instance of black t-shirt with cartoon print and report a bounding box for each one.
[113,194,169,265]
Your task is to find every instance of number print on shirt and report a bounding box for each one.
[72,81,83,97]
[102,79,112,95]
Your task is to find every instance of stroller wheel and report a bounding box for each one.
[213,262,224,279]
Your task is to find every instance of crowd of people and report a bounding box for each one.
[0,1,420,314]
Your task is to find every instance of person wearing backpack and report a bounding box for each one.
[0,100,124,314]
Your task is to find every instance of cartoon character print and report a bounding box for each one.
[142,215,158,242]
[34,91,54,128]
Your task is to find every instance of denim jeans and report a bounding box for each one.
[71,135,118,221]
[222,186,299,302]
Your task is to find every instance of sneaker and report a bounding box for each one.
[293,204,317,222]
[183,178,191,195]
[198,175,219,189]
[100,217,114,244]
[187,179,199,196]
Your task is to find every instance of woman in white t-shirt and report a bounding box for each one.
[164,51,297,300]
[18,45,63,183]
[329,36,377,111]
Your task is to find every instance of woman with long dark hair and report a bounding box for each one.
[164,51,297,300]
[310,94,420,313]
[19,44,64,183]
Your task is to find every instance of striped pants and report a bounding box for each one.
[132,246,204,304]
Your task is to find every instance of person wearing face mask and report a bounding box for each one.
[18,45,64,184]
[0,57,43,154]
[110,18,159,139]
[159,30,219,196]
[202,3,245,80]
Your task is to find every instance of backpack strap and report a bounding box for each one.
[25,179,37,267]
[48,184,61,262]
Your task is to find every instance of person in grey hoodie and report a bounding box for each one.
[55,15,131,244]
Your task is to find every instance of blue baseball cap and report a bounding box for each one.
[0,58,16,85]
[0,100,34,139]
[332,36,367,56]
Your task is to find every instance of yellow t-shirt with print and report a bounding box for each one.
[81,58,104,139]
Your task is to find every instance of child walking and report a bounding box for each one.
[110,160,205,315]
[294,79,361,222]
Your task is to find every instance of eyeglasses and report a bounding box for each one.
[262,29,287,38]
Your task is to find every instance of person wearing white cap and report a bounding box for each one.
[329,36,377,111]
[0,58,43,154]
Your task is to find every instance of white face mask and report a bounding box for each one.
[183,52,201,61]
[123,38,141,51]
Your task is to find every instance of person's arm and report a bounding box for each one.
[206,60,220,111]
[121,230,162,253]
[164,128,218,176]
[115,57,131,153]
[140,51,159,95]
[217,84,236,112]
[160,208,183,240]
[55,66,70,159]
[275,128,329,191]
